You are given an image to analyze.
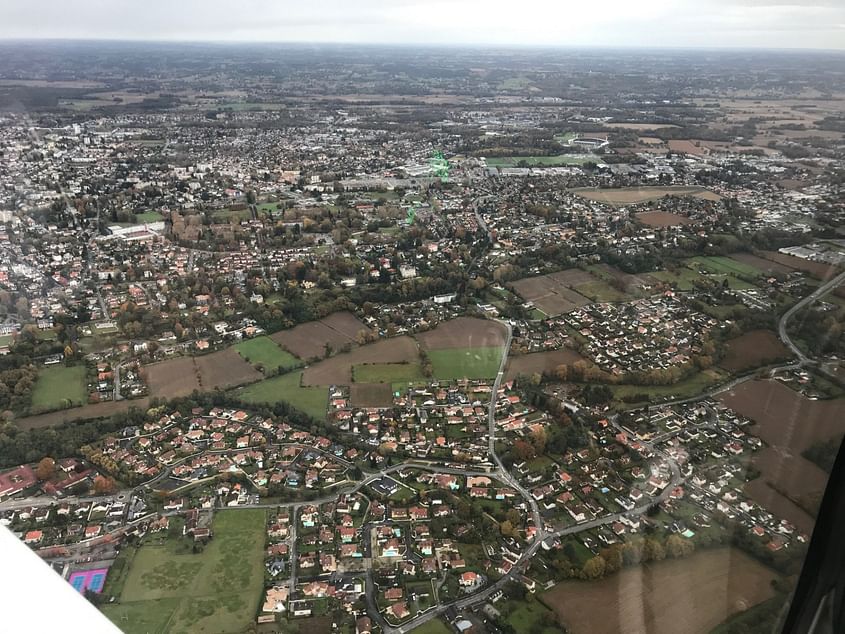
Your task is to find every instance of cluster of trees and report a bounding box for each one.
[802,435,842,474]
[510,426,548,462]
[550,353,706,389]
[492,581,562,634]
[552,360,613,384]
[788,305,845,357]
[581,384,613,406]
[0,406,149,469]
[500,409,589,469]
[0,364,38,413]
[498,508,523,538]
[93,475,117,495]
[551,533,695,582]
[80,444,143,486]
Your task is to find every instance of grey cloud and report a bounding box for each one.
[0,0,843,49]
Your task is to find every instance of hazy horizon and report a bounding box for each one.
[2,0,844,51]
[1,38,845,55]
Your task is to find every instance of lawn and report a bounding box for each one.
[235,336,301,372]
[0,334,13,347]
[234,370,327,420]
[429,346,503,380]
[101,544,138,598]
[353,362,425,383]
[561,537,594,567]
[30,365,87,411]
[388,485,418,503]
[699,302,748,319]
[102,510,266,634]
[612,368,728,407]
[410,617,451,634]
[134,211,164,223]
[211,208,252,223]
[504,599,559,634]
[257,202,281,213]
[689,256,760,277]
[651,262,755,291]
[102,598,182,634]
[555,132,577,144]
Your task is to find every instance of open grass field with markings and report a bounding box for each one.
[102,510,266,634]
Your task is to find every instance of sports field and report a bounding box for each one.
[689,256,760,277]
[234,370,327,420]
[134,211,164,223]
[30,365,87,411]
[101,510,266,634]
[235,336,300,372]
[429,347,503,380]
[69,568,108,593]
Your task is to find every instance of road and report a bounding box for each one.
[485,321,544,535]
[778,269,845,364]
[379,318,552,634]
[0,490,134,512]
[113,361,122,401]
[288,506,299,598]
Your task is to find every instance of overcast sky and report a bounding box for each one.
[2,0,844,50]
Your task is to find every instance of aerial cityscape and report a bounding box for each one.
[0,31,844,634]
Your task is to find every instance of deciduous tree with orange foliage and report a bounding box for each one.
[93,475,117,495]
[35,457,55,481]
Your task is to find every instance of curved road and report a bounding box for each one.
[778,269,845,364]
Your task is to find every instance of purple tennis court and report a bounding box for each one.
[68,568,109,594]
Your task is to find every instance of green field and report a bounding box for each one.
[257,202,281,213]
[211,208,252,223]
[103,597,182,634]
[504,599,560,634]
[235,336,300,372]
[555,132,577,144]
[102,510,265,634]
[411,618,452,634]
[651,258,756,291]
[30,365,87,411]
[486,155,594,168]
[572,280,628,302]
[0,334,13,347]
[690,256,760,277]
[612,368,728,407]
[234,370,327,420]
[429,346,503,380]
[134,211,164,223]
[353,363,425,383]
[699,302,748,319]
